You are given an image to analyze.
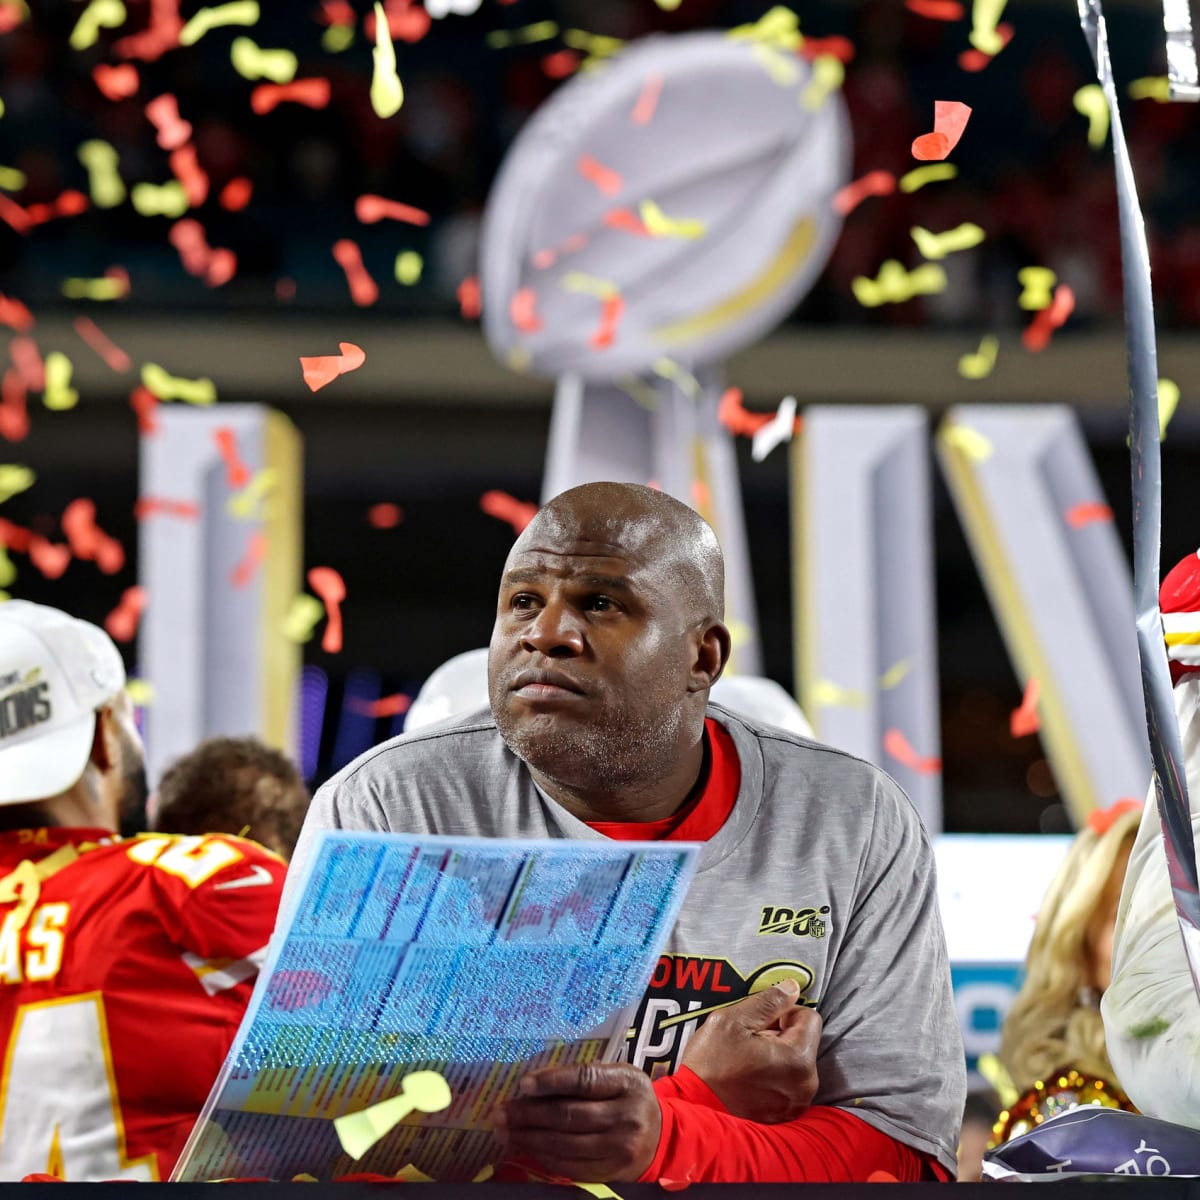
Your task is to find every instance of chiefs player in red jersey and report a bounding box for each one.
[0,601,283,1181]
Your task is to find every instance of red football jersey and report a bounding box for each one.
[0,827,283,1181]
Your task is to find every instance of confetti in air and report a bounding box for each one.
[1066,501,1114,529]
[370,1,404,118]
[230,37,297,83]
[957,335,999,380]
[142,363,216,405]
[1017,266,1056,310]
[300,342,366,392]
[1021,284,1074,352]
[1073,84,1110,148]
[355,195,430,225]
[911,100,972,160]
[178,0,260,47]
[750,395,799,462]
[43,352,79,411]
[307,566,346,654]
[332,240,378,306]
[1010,677,1041,738]
[851,261,947,307]
[250,79,331,114]
[104,586,147,643]
[480,490,537,534]
[883,727,942,775]
[834,170,896,215]
[910,222,985,260]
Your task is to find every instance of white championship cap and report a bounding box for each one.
[0,601,126,805]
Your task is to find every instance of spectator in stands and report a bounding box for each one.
[993,800,1141,1143]
[151,736,309,861]
[0,601,283,1181]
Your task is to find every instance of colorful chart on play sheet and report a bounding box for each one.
[172,832,699,1181]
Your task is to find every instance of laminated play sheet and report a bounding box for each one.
[172,832,699,1181]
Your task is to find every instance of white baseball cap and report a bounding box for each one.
[0,601,126,805]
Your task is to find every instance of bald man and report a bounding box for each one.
[293,482,964,1183]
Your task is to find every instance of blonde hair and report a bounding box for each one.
[999,806,1142,1093]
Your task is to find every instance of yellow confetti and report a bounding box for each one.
[0,166,23,191]
[486,20,558,47]
[0,99,7,120]
[977,1053,1019,1110]
[472,1165,495,1183]
[227,467,278,519]
[810,679,866,709]
[801,54,843,110]
[958,334,999,381]
[334,1071,452,1160]
[851,260,947,308]
[1017,266,1056,311]
[69,0,126,50]
[910,222,986,261]
[941,423,993,462]
[142,363,217,405]
[282,594,324,643]
[0,465,34,504]
[751,43,800,87]
[880,659,911,689]
[1157,378,1180,439]
[43,353,79,411]
[562,272,619,299]
[131,180,189,218]
[394,1164,436,1183]
[616,375,659,411]
[370,1,404,118]
[394,251,423,285]
[0,545,14,589]
[507,346,531,373]
[574,1187,622,1200]
[899,163,958,193]
[61,275,127,301]
[77,140,125,209]
[1129,76,1170,102]
[728,6,802,51]
[968,0,1007,55]
[321,23,354,52]
[561,29,624,58]
[1073,84,1109,148]
[653,0,682,9]
[125,678,156,706]
[179,0,260,47]
[230,37,297,83]
[639,199,706,241]
[651,357,700,398]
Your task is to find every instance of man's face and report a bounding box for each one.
[488,531,699,794]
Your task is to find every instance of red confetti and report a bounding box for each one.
[354,195,431,226]
[0,517,31,552]
[100,265,131,298]
[1022,284,1074,352]
[911,100,972,161]
[135,496,200,520]
[657,1180,693,1193]
[480,490,538,535]
[113,0,181,61]
[307,566,345,654]
[129,385,160,435]
[231,531,267,589]
[24,191,89,226]
[0,5,23,33]
[509,287,543,334]
[631,71,664,126]
[798,35,856,62]
[603,207,651,237]
[331,240,378,307]
[300,341,366,392]
[1010,677,1041,738]
[348,693,412,718]
[367,502,403,528]
[145,94,192,151]
[576,154,623,196]
[250,79,332,115]
[319,0,355,25]
[62,498,125,574]
[0,371,29,442]
[169,219,236,287]
[717,387,773,437]
[93,62,140,100]
[882,728,942,775]
[958,23,1013,71]
[1087,797,1143,835]
[0,195,32,235]
[364,0,430,44]
[904,0,963,18]
[691,479,711,509]
[74,317,132,373]
[589,293,625,350]
[9,336,44,391]
[833,169,897,216]
[541,50,580,79]
[104,586,147,643]
[214,426,252,488]
[27,536,71,580]
[1066,500,1114,529]
[275,277,297,301]
[219,177,253,211]
[168,144,209,206]
[0,295,34,333]
[457,275,482,320]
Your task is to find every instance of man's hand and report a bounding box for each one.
[681,979,822,1124]
[495,1062,662,1182]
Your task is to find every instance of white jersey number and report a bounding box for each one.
[0,993,157,1180]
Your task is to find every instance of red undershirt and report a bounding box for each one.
[581,719,949,1184]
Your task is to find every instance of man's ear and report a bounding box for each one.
[687,621,731,693]
[89,708,113,773]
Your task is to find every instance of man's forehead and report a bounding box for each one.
[503,544,654,581]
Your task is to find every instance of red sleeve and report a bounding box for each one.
[641,1090,946,1184]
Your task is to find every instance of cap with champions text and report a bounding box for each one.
[0,601,126,805]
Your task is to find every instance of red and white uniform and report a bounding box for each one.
[0,828,283,1181]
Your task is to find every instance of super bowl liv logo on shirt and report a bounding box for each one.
[0,669,50,740]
